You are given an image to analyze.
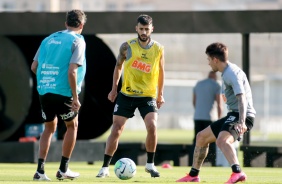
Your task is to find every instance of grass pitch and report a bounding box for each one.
[1,129,280,183]
[0,162,281,183]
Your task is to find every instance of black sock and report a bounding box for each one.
[59,156,69,173]
[231,164,241,173]
[147,152,155,163]
[37,158,45,174]
[102,154,112,167]
[189,168,200,177]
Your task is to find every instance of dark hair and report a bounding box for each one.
[137,14,153,25]
[205,42,228,62]
[66,9,87,28]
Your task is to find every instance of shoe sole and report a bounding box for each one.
[225,175,246,183]
[57,176,79,180]
[237,175,246,182]
[57,177,78,181]
[33,179,51,181]
[145,169,160,178]
[176,178,200,182]
[96,175,109,178]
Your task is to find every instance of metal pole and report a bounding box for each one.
[242,33,250,145]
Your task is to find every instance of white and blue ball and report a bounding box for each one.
[114,158,136,180]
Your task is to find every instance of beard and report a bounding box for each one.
[138,34,150,42]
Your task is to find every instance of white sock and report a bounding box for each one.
[146,163,154,169]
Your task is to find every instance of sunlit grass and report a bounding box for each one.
[0,162,281,184]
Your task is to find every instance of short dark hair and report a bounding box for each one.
[66,9,87,28]
[205,42,228,62]
[137,14,153,25]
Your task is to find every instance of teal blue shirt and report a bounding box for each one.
[34,30,86,97]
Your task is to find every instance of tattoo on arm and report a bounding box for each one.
[116,42,128,66]
[237,94,247,124]
[193,146,209,169]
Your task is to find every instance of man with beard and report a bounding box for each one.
[96,14,165,178]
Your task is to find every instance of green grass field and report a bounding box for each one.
[1,129,280,183]
[0,162,281,183]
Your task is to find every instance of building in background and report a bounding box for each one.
[0,0,282,12]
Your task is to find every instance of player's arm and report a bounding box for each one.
[31,48,40,74]
[157,49,165,109]
[108,42,128,102]
[68,63,80,111]
[215,93,223,119]
[68,38,85,111]
[31,60,38,74]
[192,93,196,108]
[236,93,247,134]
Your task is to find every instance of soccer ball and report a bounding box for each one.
[114,158,136,180]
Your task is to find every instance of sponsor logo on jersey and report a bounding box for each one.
[126,87,143,94]
[131,60,151,73]
[141,53,148,59]
[48,38,61,45]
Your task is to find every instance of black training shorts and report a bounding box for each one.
[113,92,158,119]
[210,112,254,141]
[39,93,78,122]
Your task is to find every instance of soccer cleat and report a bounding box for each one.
[33,171,51,181]
[225,172,247,184]
[96,167,110,178]
[145,165,160,178]
[176,174,200,182]
[56,168,80,180]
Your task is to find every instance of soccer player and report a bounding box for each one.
[176,42,256,183]
[96,14,165,178]
[31,9,87,181]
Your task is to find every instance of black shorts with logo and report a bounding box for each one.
[39,93,77,122]
[113,92,158,119]
[210,112,254,141]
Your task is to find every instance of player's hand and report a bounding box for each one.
[108,90,118,102]
[72,98,81,112]
[235,122,247,135]
[157,95,165,109]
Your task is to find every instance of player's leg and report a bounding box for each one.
[97,93,134,178]
[219,114,254,183]
[218,130,247,183]
[105,115,127,155]
[144,112,158,153]
[56,95,80,180]
[176,125,216,182]
[33,94,57,181]
[39,119,58,160]
[193,126,216,169]
[143,112,160,177]
[138,96,159,178]
[216,131,238,165]
[56,115,80,180]
[96,115,128,178]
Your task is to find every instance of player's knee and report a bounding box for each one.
[196,132,207,145]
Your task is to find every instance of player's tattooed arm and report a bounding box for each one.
[236,93,248,135]
[237,93,247,125]
[116,42,128,67]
